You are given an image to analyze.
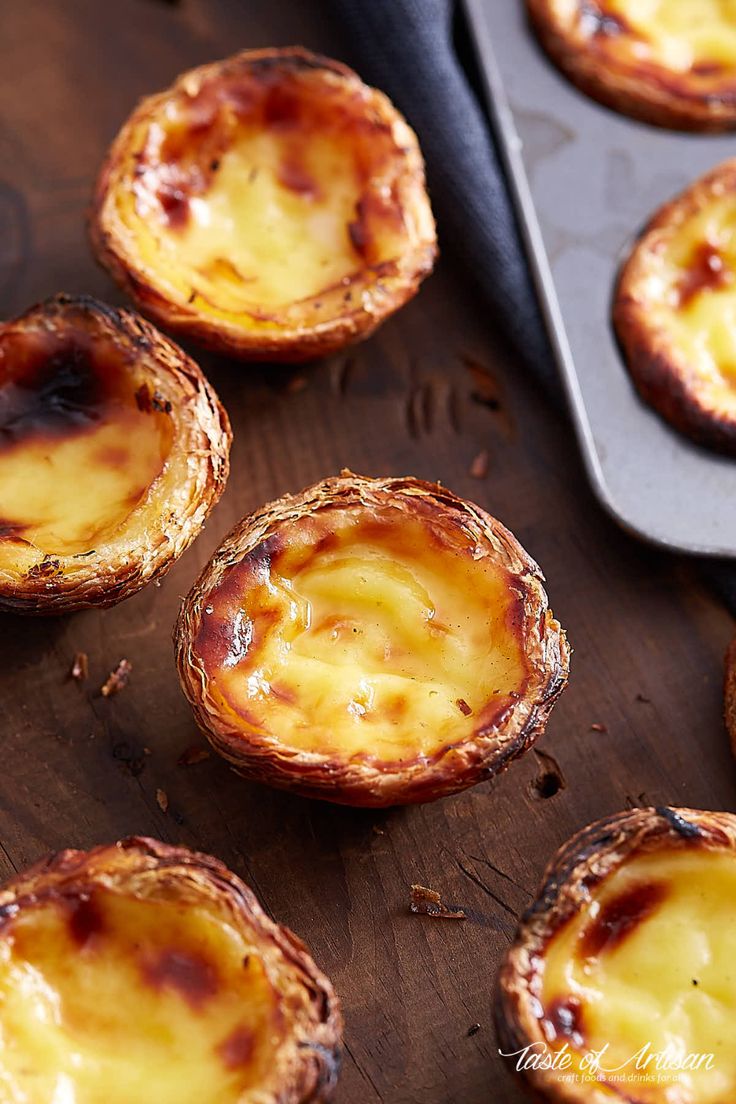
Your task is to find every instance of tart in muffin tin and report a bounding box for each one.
[528,0,736,132]
[614,159,736,456]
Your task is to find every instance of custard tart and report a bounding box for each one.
[175,472,569,807]
[497,806,736,1104]
[614,160,736,455]
[528,0,736,131]
[0,837,341,1103]
[0,294,230,613]
[91,47,437,362]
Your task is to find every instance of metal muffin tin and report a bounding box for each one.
[464,0,736,556]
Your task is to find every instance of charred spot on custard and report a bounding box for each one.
[141,947,220,1010]
[94,445,131,469]
[195,609,248,672]
[156,184,191,230]
[0,328,173,457]
[348,200,370,259]
[0,519,28,542]
[262,82,304,129]
[277,151,319,198]
[217,1025,256,1070]
[579,880,668,959]
[66,893,105,948]
[677,241,733,306]
[0,332,105,450]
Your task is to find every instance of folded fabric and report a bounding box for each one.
[328,0,736,617]
[327,0,558,398]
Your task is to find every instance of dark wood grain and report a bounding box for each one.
[0,3,734,1102]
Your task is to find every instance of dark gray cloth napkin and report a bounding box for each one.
[329,0,736,615]
[328,0,556,394]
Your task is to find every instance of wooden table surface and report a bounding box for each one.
[1,2,735,1102]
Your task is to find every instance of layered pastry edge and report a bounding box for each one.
[174,471,569,807]
[90,46,437,362]
[0,294,231,613]
[0,835,342,1103]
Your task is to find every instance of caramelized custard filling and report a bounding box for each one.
[640,193,736,395]
[576,1,736,81]
[124,61,422,321]
[194,507,531,763]
[0,886,283,1104]
[0,329,173,561]
[540,848,736,1102]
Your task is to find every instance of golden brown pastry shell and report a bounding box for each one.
[0,294,231,614]
[174,472,569,807]
[614,159,736,455]
[495,806,736,1104]
[0,836,341,1103]
[90,47,437,363]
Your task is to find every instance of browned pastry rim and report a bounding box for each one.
[174,471,569,807]
[527,0,736,131]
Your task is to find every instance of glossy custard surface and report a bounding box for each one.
[635,193,736,406]
[569,1,736,78]
[195,507,531,762]
[0,885,283,1104]
[119,64,422,326]
[540,848,736,1102]
[0,328,173,567]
